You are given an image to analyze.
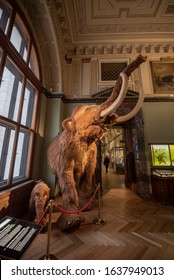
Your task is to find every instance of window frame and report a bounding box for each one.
[0,0,42,190]
[0,2,10,33]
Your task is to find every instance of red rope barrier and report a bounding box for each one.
[37,184,100,224]
[37,205,49,225]
[55,184,100,214]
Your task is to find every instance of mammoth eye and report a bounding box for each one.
[34,193,39,200]
[34,192,39,197]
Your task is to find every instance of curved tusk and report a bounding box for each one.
[116,90,144,123]
[100,72,128,118]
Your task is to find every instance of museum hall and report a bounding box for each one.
[0,0,174,260]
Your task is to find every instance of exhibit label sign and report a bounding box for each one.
[0,216,42,259]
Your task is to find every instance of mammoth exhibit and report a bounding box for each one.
[1,0,174,262]
[47,54,146,231]
[29,181,50,227]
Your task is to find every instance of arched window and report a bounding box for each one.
[0,0,41,189]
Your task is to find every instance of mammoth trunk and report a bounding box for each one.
[35,199,46,224]
[29,181,50,226]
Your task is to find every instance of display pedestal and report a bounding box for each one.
[151,171,174,205]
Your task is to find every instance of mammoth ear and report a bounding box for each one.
[62,117,74,131]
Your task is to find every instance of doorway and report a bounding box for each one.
[101,126,125,193]
[95,108,151,198]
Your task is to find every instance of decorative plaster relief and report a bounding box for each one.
[72,60,81,97]
[91,60,98,96]
[71,44,174,56]
[78,0,174,33]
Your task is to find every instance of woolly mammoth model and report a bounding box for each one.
[29,181,50,226]
[47,55,146,230]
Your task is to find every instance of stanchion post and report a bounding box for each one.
[93,183,107,225]
[40,199,57,260]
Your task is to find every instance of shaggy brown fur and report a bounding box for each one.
[29,181,50,226]
[47,55,146,231]
[48,104,109,230]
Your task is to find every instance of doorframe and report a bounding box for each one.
[123,108,151,198]
[95,103,151,199]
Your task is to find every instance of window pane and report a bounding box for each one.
[0,2,40,188]
[0,125,5,163]
[13,130,29,180]
[11,25,22,51]
[0,0,11,34]
[21,82,35,127]
[0,59,23,122]
[3,128,15,180]
[10,15,29,61]
[0,125,6,184]
[29,45,40,79]
[0,65,15,118]
[0,47,2,63]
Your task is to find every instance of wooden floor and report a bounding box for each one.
[22,167,174,260]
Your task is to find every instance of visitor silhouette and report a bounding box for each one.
[104,156,110,173]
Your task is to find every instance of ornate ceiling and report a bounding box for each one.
[51,0,174,54]
[68,1,173,41]
[18,0,174,92]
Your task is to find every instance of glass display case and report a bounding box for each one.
[115,147,125,174]
[149,144,174,205]
[152,169,174,177]
[149,144,174,167]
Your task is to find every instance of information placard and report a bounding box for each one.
[0,216,42,259]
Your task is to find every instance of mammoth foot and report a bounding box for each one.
[57,213,85,231]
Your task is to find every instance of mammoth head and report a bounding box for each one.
[62,55,146,139]
[29,181,50,225]
[62,104,107,141]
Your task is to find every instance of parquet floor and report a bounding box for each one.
[22,167,174,260]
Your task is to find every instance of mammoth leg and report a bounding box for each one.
[57,169,85,231]
[78,173,94,211]
[78,156,97,210]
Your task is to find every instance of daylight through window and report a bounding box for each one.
[0,0,40,188]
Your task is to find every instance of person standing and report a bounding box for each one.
[104,155,110,173]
